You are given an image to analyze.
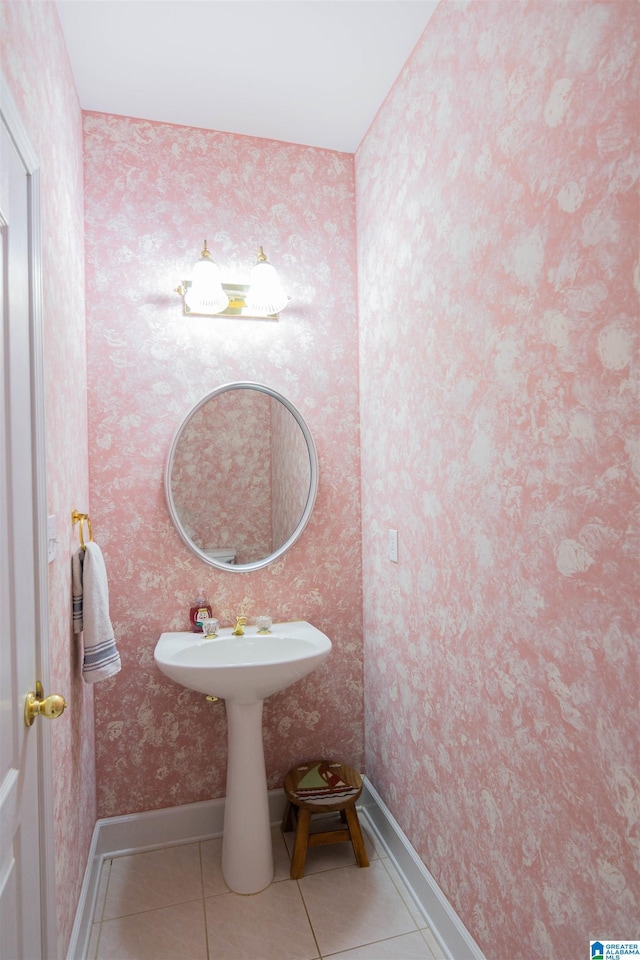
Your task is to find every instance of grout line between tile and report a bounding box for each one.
[91,924,101,960]
[420,925,446,960]
[102,894,206,922]
[296,878,322,960]
[320,929,434,959]
[88,858,109,958]
[200,895,211,960]
[88,835,439,960]
[380,856,428,930]
[198,842,212,959]
[97,859,111,922]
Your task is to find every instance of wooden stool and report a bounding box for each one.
[281,760,370,879]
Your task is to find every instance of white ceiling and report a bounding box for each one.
[56,1,439,153]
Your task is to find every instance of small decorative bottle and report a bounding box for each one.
[189,590,212,632]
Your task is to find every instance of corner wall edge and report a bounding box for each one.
[360,776,486,960]
[68,783,484,960]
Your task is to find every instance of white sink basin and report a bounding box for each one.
[154,620,331,703]
[153,620,332,895]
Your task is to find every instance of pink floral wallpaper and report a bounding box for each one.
[271,395,312,551]
[83,113,364,817]
[171,388,273,562]
[0,1,95,955]
[356,2,639,958]
[4,2,637,957]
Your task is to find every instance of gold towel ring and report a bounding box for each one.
[72,510,93,550]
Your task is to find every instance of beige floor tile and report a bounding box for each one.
[323,930,437,959]
[202,826,294,895]
[96,899,208,960]
[298,860,417,957]
[282,812,378,876]
[201,838,229,898]
[381,859,429,928]
[86,923,101,960]
[272,825,294,881]
[93,860,111,922]
[103,843,203,919]
[420,926,448,960]
[205,880,319,960]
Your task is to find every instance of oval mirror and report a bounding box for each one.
[165,382,318,572]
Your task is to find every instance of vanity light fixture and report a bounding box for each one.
[175,242,289,319]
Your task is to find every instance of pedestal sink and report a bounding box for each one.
[154,621,331,894]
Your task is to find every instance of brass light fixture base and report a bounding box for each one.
[176,280,280,320]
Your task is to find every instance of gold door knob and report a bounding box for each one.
[24,681,68,727]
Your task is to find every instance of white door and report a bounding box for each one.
[0,94,57,960]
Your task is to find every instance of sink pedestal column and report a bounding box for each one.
[221,699,274,894]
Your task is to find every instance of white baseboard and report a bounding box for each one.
[68,783,483,960]
[66,791,287,960]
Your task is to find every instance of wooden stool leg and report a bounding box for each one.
[345,805,369,868]
[281,800,294,833]
[290,807,312,879]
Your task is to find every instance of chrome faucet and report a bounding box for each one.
[232,616,247,636]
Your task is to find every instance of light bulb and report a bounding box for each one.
[245,247,288,315]
[184,241,228,315]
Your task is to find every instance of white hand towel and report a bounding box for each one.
[72,542,122,683]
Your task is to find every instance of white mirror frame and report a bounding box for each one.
[165,382,319,572]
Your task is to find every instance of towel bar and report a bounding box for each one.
[72,510,93,550]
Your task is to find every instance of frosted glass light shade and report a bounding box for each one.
[246,248,288,315]
[184,245,229,315]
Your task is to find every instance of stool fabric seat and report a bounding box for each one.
[281,760,370,879]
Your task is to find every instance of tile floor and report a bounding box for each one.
[86,813,447,960]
